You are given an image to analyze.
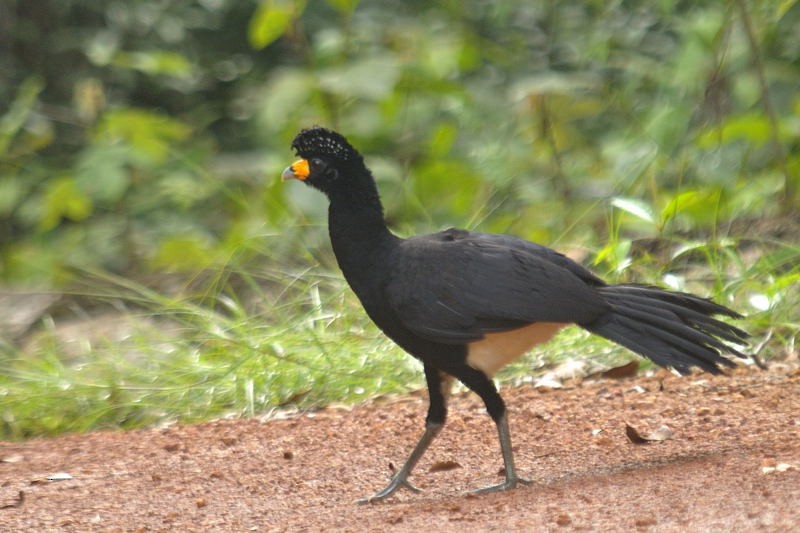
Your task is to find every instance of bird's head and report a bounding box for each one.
[281,127,366,196]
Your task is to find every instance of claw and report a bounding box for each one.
[472,475,532,495]
[357,474,421,504]
[358,421,442,504]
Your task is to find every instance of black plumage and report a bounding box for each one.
[282,126,749,502]
[385,230,607,343]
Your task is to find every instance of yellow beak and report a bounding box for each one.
[281,159,309,181]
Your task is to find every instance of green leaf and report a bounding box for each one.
[427,123,458,158]
[660,188,723,228]
[610,197,657,225]
[458,37,481,73]
[95,108,190,163]
[661,190,700,225]
[0,76,44,155]
[111,51,194,79]
[593,240,632,275]
[75,144,131,204]
[151,235,215,272]
[40,177,93,231]
[696,113,773,148]
[324,0,360,14]
[776,0,799,20]
[0,178,23,217]
[249,0,306,50]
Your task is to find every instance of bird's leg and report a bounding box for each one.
[472,411,532,494]
[357,421,442,503]
[453,365,532,494]
[358,366,452,504]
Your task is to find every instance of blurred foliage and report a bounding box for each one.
[1,0,799,438]
[0,0,798,288]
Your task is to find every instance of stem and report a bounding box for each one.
[536,94,571,201]
[734,0,794,212]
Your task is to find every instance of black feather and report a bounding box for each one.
[384,229,609,344]
[584,285,749,374]
[291,126,360,162]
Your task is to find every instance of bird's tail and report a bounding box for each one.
[582,284,750,374]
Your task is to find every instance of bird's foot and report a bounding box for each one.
[357,473,421,504]
[472,475,532,495]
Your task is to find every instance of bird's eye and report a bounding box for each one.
[310,158,324,169]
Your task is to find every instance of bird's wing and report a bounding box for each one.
[384,229,610,344]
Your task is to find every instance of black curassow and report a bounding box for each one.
[281,127,749,503]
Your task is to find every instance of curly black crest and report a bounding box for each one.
[291,127,360,162]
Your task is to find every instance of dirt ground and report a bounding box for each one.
[1,365,798,532]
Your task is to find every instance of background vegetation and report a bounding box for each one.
[1,0,798,439]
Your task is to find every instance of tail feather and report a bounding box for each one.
[583,284,749,374]
[618,298,745,353]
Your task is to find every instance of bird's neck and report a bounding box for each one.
[327,188,397,284]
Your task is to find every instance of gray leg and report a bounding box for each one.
[358,366,452,503]
[357,421,443,503]
[473,412,532,494]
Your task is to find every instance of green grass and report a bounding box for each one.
[1,232,797,441]
[0,268,421,440]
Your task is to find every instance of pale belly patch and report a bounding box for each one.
[466,322,566,377]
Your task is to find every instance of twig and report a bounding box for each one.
[0,491,24,510]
